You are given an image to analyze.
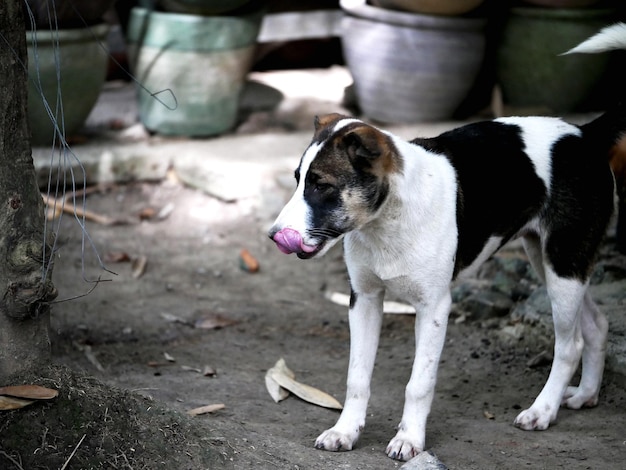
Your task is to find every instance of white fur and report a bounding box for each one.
[496,116,580,192]
[563,22,626,55]
[271,142,321,245]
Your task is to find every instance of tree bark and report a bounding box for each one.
[0,0,57,380]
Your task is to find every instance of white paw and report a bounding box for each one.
[386,430,424,461]
[314,427,360,452]
[561,386,599,409]
[513,407,553,431]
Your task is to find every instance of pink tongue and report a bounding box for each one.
[273,228,317,254]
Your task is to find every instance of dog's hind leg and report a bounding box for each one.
[514,266,586,431]
[562,291,608,409]
[522,234,546,282]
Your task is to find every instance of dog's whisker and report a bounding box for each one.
[307,228,342,239]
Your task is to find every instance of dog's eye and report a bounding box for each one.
[314,182,332,193]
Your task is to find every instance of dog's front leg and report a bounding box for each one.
[386,291,451,461]
[315,288,384,452]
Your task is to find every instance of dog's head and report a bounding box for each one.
[268,114,402,259]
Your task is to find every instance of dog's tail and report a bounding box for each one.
[568,22,626,154]
[562,22,626,55]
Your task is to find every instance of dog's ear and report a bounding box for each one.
[314,113,346,132]
[343,126,382,167]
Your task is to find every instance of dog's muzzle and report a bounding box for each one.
[269,227,321,259]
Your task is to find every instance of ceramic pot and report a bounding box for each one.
[24,0,115,28]
[26,23,109,145]
[127,6,263,136]
[496,7,616,113]
[340,0,486,123]
[158,0,253,15]
[370,0,484,16]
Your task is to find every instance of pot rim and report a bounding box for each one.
[510,6,616,20]
[25,23,110,43]
[340,0,486,30]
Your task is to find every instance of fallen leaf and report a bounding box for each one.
[324,291,415,314]
[239,249,260,273]
[160,312,192,326]
[103,251,131,263]
[131,255,148,278]
[138,207,157,220]
[163,352,176,362]
[266,358,342,410]
[265,358,294,403]
[202,365,217,377]
[483,410,495,420]
[157,202,175,220]
[187,403,225,416]
[0,385,58,400]
[194,313,239,330]
[0,395,36,411]
[181,365,201,373]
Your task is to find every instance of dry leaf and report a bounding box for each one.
[103,251,131,263]
[194,313,239,330]
[324,291,415,314]
[181,365,201,373]
[0,395,36,411]
[265,358,294,403]
[483,410,495,420]
[202,365,217,377]
[131,255,148,278]
[267,358,342,410]
[138,207,157,220]
[163,352,176,362]
[239,249,260,273]
[0,385,58,400]
[187,403,225,416]
[157,202,175,220]
[160,312,191,326]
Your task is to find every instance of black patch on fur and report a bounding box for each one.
[349,288,357,309]
[542,134,614,279]
[413,121,548,277]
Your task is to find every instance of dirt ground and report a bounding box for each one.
[2,173,625,469]
[2,66,626,468]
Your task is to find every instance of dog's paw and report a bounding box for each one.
[561,386,599,409]
[385,431,424,461]
[314,428,359,452]
[513,407,553,431]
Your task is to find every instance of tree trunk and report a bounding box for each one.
[0,0,57,381]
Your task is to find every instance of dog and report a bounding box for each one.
[268,24,626,461]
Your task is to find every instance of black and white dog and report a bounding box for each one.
[269,24,626,461]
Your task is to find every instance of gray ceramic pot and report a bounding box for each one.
[340,0,486,123]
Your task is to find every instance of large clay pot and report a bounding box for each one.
[340,0,486,123]
[496,7,616,113]
[371,0,484,16]
[127,5,263,136]
[26,24,109,145]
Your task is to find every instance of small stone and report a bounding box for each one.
[400,450,448,470]
[459,290,514,320]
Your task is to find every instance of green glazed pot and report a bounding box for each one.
[496,7,616,113]
[127,6,263,137]
[26,24,109,145]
